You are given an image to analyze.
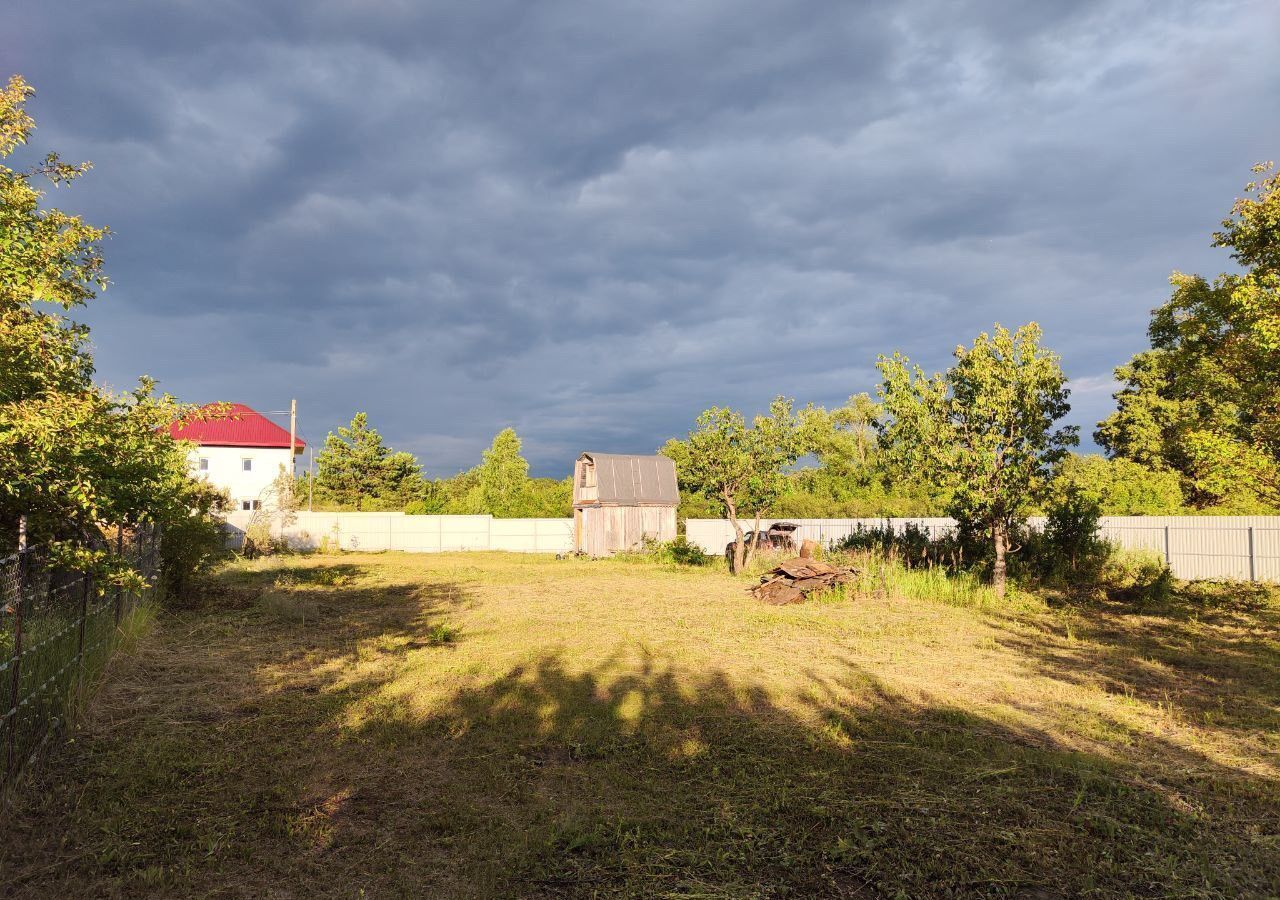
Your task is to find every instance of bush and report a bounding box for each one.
[159,509,231,597]
[827,547,1027,610]
[242,520,291,559]
[834,522,964,571]
[610,536,715,568]
[644,536,713,567]
[1097,549,1173,604]
[1030,488,1109,581]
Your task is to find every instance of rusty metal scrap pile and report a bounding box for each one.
[749,557,857,605]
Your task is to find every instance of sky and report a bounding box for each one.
[8,1,1280,478]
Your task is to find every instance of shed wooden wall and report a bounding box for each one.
[573,457,598,505]
[576,505,676,555]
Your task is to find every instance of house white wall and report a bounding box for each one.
[190,445,294,511]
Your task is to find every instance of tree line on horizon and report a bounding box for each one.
[300,418,572,518]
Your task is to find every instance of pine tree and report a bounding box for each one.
[315,413,390,510]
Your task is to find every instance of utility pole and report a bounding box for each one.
[309,446,314,512]
[289,398,297,478]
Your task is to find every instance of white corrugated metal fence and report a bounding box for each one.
[684,516,1280,582]
[224,511,574,554]
[222,511,1280,581]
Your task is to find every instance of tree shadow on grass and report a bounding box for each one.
[989,587,1280,737]
[293,653,1278,897]
[3,569,1278,899]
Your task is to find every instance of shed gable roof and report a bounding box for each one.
[579,453,679,505]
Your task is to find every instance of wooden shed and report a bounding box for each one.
[573,452,679,556]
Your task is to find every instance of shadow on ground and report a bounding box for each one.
[2,561,1277,899]
[992,587,1280,736]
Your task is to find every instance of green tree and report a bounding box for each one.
[0,75,225,584]
[521,477,573,518]
[801,393,881,471]
[1048,454,1183,516]
[1097,163,1280,509]
[478,428,530,517]
[777,393,950,518]
[380,451,427,508]
[314,413,423,510]
[664,397,804,573]
[877,323,1076,598]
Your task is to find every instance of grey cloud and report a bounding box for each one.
[11,0,1280,474]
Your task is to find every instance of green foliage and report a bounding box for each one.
[831,547,1014,610]
[1048,454,1183,515]
[0,75,223,590]
[401,432,571,519]
[1097,163,1280,510]
[479,428,530,517]
[424,622,460,646]
[646,535,712,567]
[519,476,573,517]
[1096,549,1174,605]
[157,483,230,595]
[799,393,881,473]
[834,522,964,570]
[773,470,947,518]
[771,393,949,518]
[877,323,1077,596]
[313,413,424,510]
[609,535,713,568]
[664,397,805,572]
[1038,487,1107,579]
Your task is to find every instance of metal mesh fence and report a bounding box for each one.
[0,526,161,788]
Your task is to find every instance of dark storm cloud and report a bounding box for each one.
[8,0,1280,474]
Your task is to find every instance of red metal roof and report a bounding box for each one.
[168,403,305,450]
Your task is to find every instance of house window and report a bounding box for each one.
[242,458,253,472]
[241,499,260,511]
[198,457,209,471]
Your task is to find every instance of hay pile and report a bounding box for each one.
[750,557,856,605]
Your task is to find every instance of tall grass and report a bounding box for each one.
[833,549,1027,610]
[2,582,156,788]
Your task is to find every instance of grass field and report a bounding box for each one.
[2,551,1278,898]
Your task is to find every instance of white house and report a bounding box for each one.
[169,403,305,511]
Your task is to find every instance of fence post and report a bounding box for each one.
[114,525,124,626]
[1247,527,1256,582]
[5,515,29,781]
[75,572,90,701]
[134,528,144,614]
[153,524,163,604]
[1163,526,1172,568]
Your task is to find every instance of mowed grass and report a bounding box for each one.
[3,552,1278,898]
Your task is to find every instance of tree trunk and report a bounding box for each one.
[726,496,746,575]
[744,511,763,569]
[992,520,1008,599]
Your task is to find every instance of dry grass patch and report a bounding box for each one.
[2,552,1277,898]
